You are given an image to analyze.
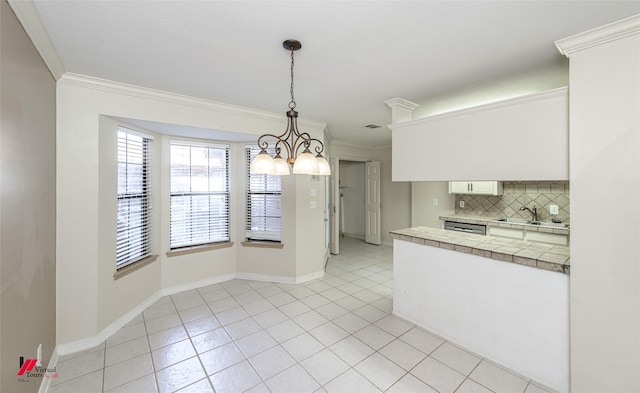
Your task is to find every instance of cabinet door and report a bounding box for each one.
[488,226,524,240]
[449,182,470,194]
[471,181,498,195]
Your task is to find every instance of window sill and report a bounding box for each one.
[241,241,284,249]
[166,242,234,258]
[114,255,158,280]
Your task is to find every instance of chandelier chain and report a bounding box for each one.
[289,48,296,110]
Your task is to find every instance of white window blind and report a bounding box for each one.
[170,141,230,249]
[117,127,153,269]
[246,147,282,242]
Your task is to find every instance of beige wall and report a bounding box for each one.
[411,182,455,228]
[0,1,56,391]
[97,116,163,330]
[374,148,411,244]
[559,18,640,392]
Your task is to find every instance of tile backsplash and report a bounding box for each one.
[455,181,570,223]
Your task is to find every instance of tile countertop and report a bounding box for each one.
[390,226,570,275]
[440,214,570,235]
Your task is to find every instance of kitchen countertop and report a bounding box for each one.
[390,226,570,275]
[440,214,570,235]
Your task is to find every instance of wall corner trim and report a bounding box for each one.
[555,13,640,57]
[7,0,65,80]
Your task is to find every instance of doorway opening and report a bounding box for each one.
[330,159,381,254]
[339,160,365,240]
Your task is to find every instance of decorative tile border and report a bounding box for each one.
[391,226,570,275]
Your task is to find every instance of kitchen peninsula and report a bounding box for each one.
[390,226,569,393]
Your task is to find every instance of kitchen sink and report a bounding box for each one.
[496,218,569,229]
[496,218,531,224]
[529,221,570,229]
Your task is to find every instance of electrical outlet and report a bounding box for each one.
[459,200,465,208]
[310,201,316,209]
[549,204,559,215]
[310,188,316,197]
[433,199,438,206]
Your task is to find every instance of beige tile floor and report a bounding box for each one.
[49,237,556,393]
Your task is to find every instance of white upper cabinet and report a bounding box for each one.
[449,181,503,195]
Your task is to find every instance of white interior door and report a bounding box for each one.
[329,157,340,254]
[365,161,381,245]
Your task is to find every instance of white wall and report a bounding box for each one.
[390,88,569,181]
[394,240,570,393]
[556,16,640,392]
[57,74,327,347]
[411,182,455,228]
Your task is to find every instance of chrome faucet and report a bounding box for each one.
[520,206,538,222]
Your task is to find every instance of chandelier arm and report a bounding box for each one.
[312,139,326,155]
[274,139,292,159]
[292,133,324,156]
[291,133,310,156]
[260,111,297,148]
[256,133,284,151]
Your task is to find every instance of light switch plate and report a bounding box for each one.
[549,204,559,215]
[459,200,465,208]
[310,201,317,209]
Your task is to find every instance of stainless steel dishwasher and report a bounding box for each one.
[443,221,487,235]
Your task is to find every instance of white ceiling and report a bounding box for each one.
[24,1,640,147]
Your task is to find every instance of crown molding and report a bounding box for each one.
[8,0,65,80]
[389,87,568,130]
[555,13,640,58]
[384,97,420,112]
[329,139,391,151]
[58,73,327,130]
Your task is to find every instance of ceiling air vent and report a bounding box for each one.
[363,124,382,129]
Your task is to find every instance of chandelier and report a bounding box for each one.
[250,40,331,176]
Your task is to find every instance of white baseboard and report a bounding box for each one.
[161,273,236,297]
[52,270,324,359]
[294,269,325,284]
[235,269,324,285]
[343,232,365,240]
[55,291,162,356]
